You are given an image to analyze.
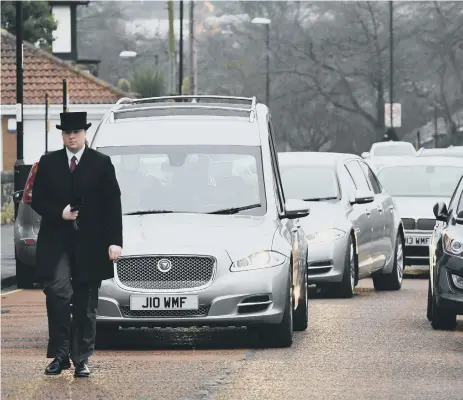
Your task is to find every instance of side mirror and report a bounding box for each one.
[12,190,24,205]
[350,189,375,205]
[361,152,370,159]
[283,199,310,219]
[433,201,448,222]
[456,210,463,225]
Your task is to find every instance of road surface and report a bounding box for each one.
[1,278,462,400]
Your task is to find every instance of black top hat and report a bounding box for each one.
[56,112,92,131]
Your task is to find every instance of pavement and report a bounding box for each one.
[1,224,16,288]
[1,279,462,400]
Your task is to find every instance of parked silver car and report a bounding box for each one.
[374,156,463,266]
[278,152,405,296]
[90,95,310,347]
[417,146,463,158]
[361,141,417,159]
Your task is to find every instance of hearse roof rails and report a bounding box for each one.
[109,95,257,122]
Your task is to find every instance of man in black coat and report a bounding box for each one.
[31,111,123,377]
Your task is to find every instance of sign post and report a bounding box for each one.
[45,93,49,154]
[63,79,68,112]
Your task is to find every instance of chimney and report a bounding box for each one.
[49,1,89,62]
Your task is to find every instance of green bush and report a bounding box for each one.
[1,202,14,225]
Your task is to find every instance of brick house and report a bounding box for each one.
[0,30,128,170]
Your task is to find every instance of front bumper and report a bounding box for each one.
[97,260,291,327]
[435,254,463,315]
[305,238,348,284]
[404,230,431,266]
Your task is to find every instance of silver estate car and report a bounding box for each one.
[91,95,310,347]
[374,156,463,267]
[278,152,405,296]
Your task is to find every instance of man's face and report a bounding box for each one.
[62,129,86,152]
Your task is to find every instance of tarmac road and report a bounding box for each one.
[1,278,462,400]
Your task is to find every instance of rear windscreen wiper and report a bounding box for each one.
[208,203,262,215]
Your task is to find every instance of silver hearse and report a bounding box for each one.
[91,95,310,347]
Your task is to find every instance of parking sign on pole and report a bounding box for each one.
[385,103,401,128]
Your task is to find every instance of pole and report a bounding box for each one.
[14,0,24,218]
[266,23,270,107]
[416,130,421,150]
[389,1,394,133]
[188,0,196,95]
[45,93,49,154]
[434,104,439,148]
[63,79,68,112]
[178,0,184,95]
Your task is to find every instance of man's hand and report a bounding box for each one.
[108,245,122,260]
[62,204,78,220]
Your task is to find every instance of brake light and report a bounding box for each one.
[22,162,39,204]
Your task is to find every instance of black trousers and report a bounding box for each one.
[43,252,100,365]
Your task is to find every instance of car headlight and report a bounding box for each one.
[306,228,346,243]
[451,274,463,290]
[443,233,463,257]
[230,251,287,272]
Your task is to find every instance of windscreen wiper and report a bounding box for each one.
[302,197,338,202]
[208,203,262,215]
[124,210,174,216]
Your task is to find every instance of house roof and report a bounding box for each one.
[1,29,127,105]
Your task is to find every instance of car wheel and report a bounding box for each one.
[373,232,404,291]
[293,265,308,331]
[426,279,433,321]
[330,236,356,298]
[258,275,293,348]
[429,281,457,330]
[15,251,35,289]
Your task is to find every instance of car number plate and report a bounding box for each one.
[405,235,430,246]
[130,295,199,310]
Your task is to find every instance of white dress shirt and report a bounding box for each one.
[66,147,85,168]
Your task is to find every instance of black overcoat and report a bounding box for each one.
[31,147,122,282]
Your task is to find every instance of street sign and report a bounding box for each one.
[385,103,401,128]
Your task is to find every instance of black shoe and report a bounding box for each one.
[44,357,71,375]
[74,362,90,377]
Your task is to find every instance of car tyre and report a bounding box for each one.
[293,266,308,331]
[426,279,433,321]
[373,232,404,291]
[428,279,457,330]
[258,275,293,348]
[329,236,356,298]
[15,250,35,289]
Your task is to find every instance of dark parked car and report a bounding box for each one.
[427,176,463,330]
